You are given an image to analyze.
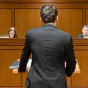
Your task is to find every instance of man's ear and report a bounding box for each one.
[56,16,58,22]
[40,16,44,23]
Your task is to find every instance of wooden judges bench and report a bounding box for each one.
[0,38,88,88]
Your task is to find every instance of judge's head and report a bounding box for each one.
[8,27,18,38]
[82,25,88,35]
[40,5,58,26]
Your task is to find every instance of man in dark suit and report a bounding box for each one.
[75,25,88,38]
[18,5,76,88]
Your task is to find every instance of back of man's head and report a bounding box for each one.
[40,5,58,23]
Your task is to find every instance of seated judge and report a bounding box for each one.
[8,27,18,38]
[75,25,88,38]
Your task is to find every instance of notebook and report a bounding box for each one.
[9,59,32,69]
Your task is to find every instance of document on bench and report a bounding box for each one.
[9,59,32,69]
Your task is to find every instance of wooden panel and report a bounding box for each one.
[15,9,43,37]
[0,3,88,9]
[22,72,28,86]
[0,9,11,34]
[15,9,82,38]
[67,77,71,87]
[74,46,88,50]
[82,9,86,26]
[0,38,25,45]
[1,0,88,3]
[0,46,23,50]
[0,38,88,87]
[73,38,88,45]
[0,50,22,86]
[72,51,88,87]
[57,9,82,38]
[86,9,88,25]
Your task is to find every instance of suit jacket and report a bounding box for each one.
[75,34,83,38]
[18,23,76,88]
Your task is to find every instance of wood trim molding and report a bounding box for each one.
[0,3,88,9]
[1,0,88,3]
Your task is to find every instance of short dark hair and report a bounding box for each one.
[82,25,88,30]
[40,5,58,23]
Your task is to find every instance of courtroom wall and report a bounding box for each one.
[0,0,88,38]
